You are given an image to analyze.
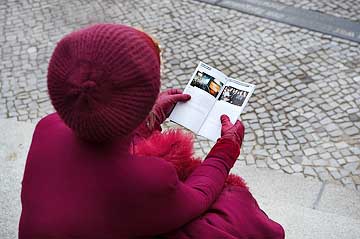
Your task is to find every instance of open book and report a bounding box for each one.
[169,62,256,141]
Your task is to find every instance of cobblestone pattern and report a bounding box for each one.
[0,0,359,190]
[274,0,360,22]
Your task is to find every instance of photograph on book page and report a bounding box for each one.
[169,62,227,133]
[198,79,256,141]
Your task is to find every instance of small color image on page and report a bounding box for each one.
[198,79,255,141]
[169,62,227,133]
[219,86,248,107]
[190,70,224,98]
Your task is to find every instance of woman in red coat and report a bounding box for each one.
[19,24,284,239]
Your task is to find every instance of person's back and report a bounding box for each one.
[20,113,185,238]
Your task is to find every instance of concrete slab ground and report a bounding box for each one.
[232,163,360,239]
[1,118,359,239]
[0,119,36,239]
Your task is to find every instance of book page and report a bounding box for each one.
[198,79,256,141]
[169,62,227,133]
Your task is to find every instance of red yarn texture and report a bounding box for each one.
[47,24,161,142]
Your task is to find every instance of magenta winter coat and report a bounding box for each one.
[19,113,284,238]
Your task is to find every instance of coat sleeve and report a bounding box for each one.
[141,138,239,236]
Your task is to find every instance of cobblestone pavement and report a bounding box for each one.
[274,0,360,22]
[0,0,359,190]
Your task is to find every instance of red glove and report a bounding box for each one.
[206,115,245,169]
[219,115,244,146]
[132,89,191,141]
[152,89,191,124]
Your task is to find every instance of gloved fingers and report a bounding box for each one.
[220,114,232,127]
[170,93,191,102]
[166,88,183,95]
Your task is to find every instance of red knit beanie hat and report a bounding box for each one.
[47,24,161,142]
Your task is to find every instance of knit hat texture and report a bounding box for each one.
[47,24,161,142]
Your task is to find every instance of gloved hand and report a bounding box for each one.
[220,114,244,146]
[206,114,245,169]
[132,89,191,141]
[152,89,191,125]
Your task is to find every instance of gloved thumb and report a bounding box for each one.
[220,114,231,127]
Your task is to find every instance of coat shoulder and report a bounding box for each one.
[130,155,180,194]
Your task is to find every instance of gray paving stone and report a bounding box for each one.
[344,126,360,136]
[245,154,255,165]
[329,169,342,180]
[304,148,317,156]
[304,166,317,177]
[283,166,295,174]
[343,162,360,173]
[291,164,303,173]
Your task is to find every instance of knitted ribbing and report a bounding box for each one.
[47,24,160,142]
